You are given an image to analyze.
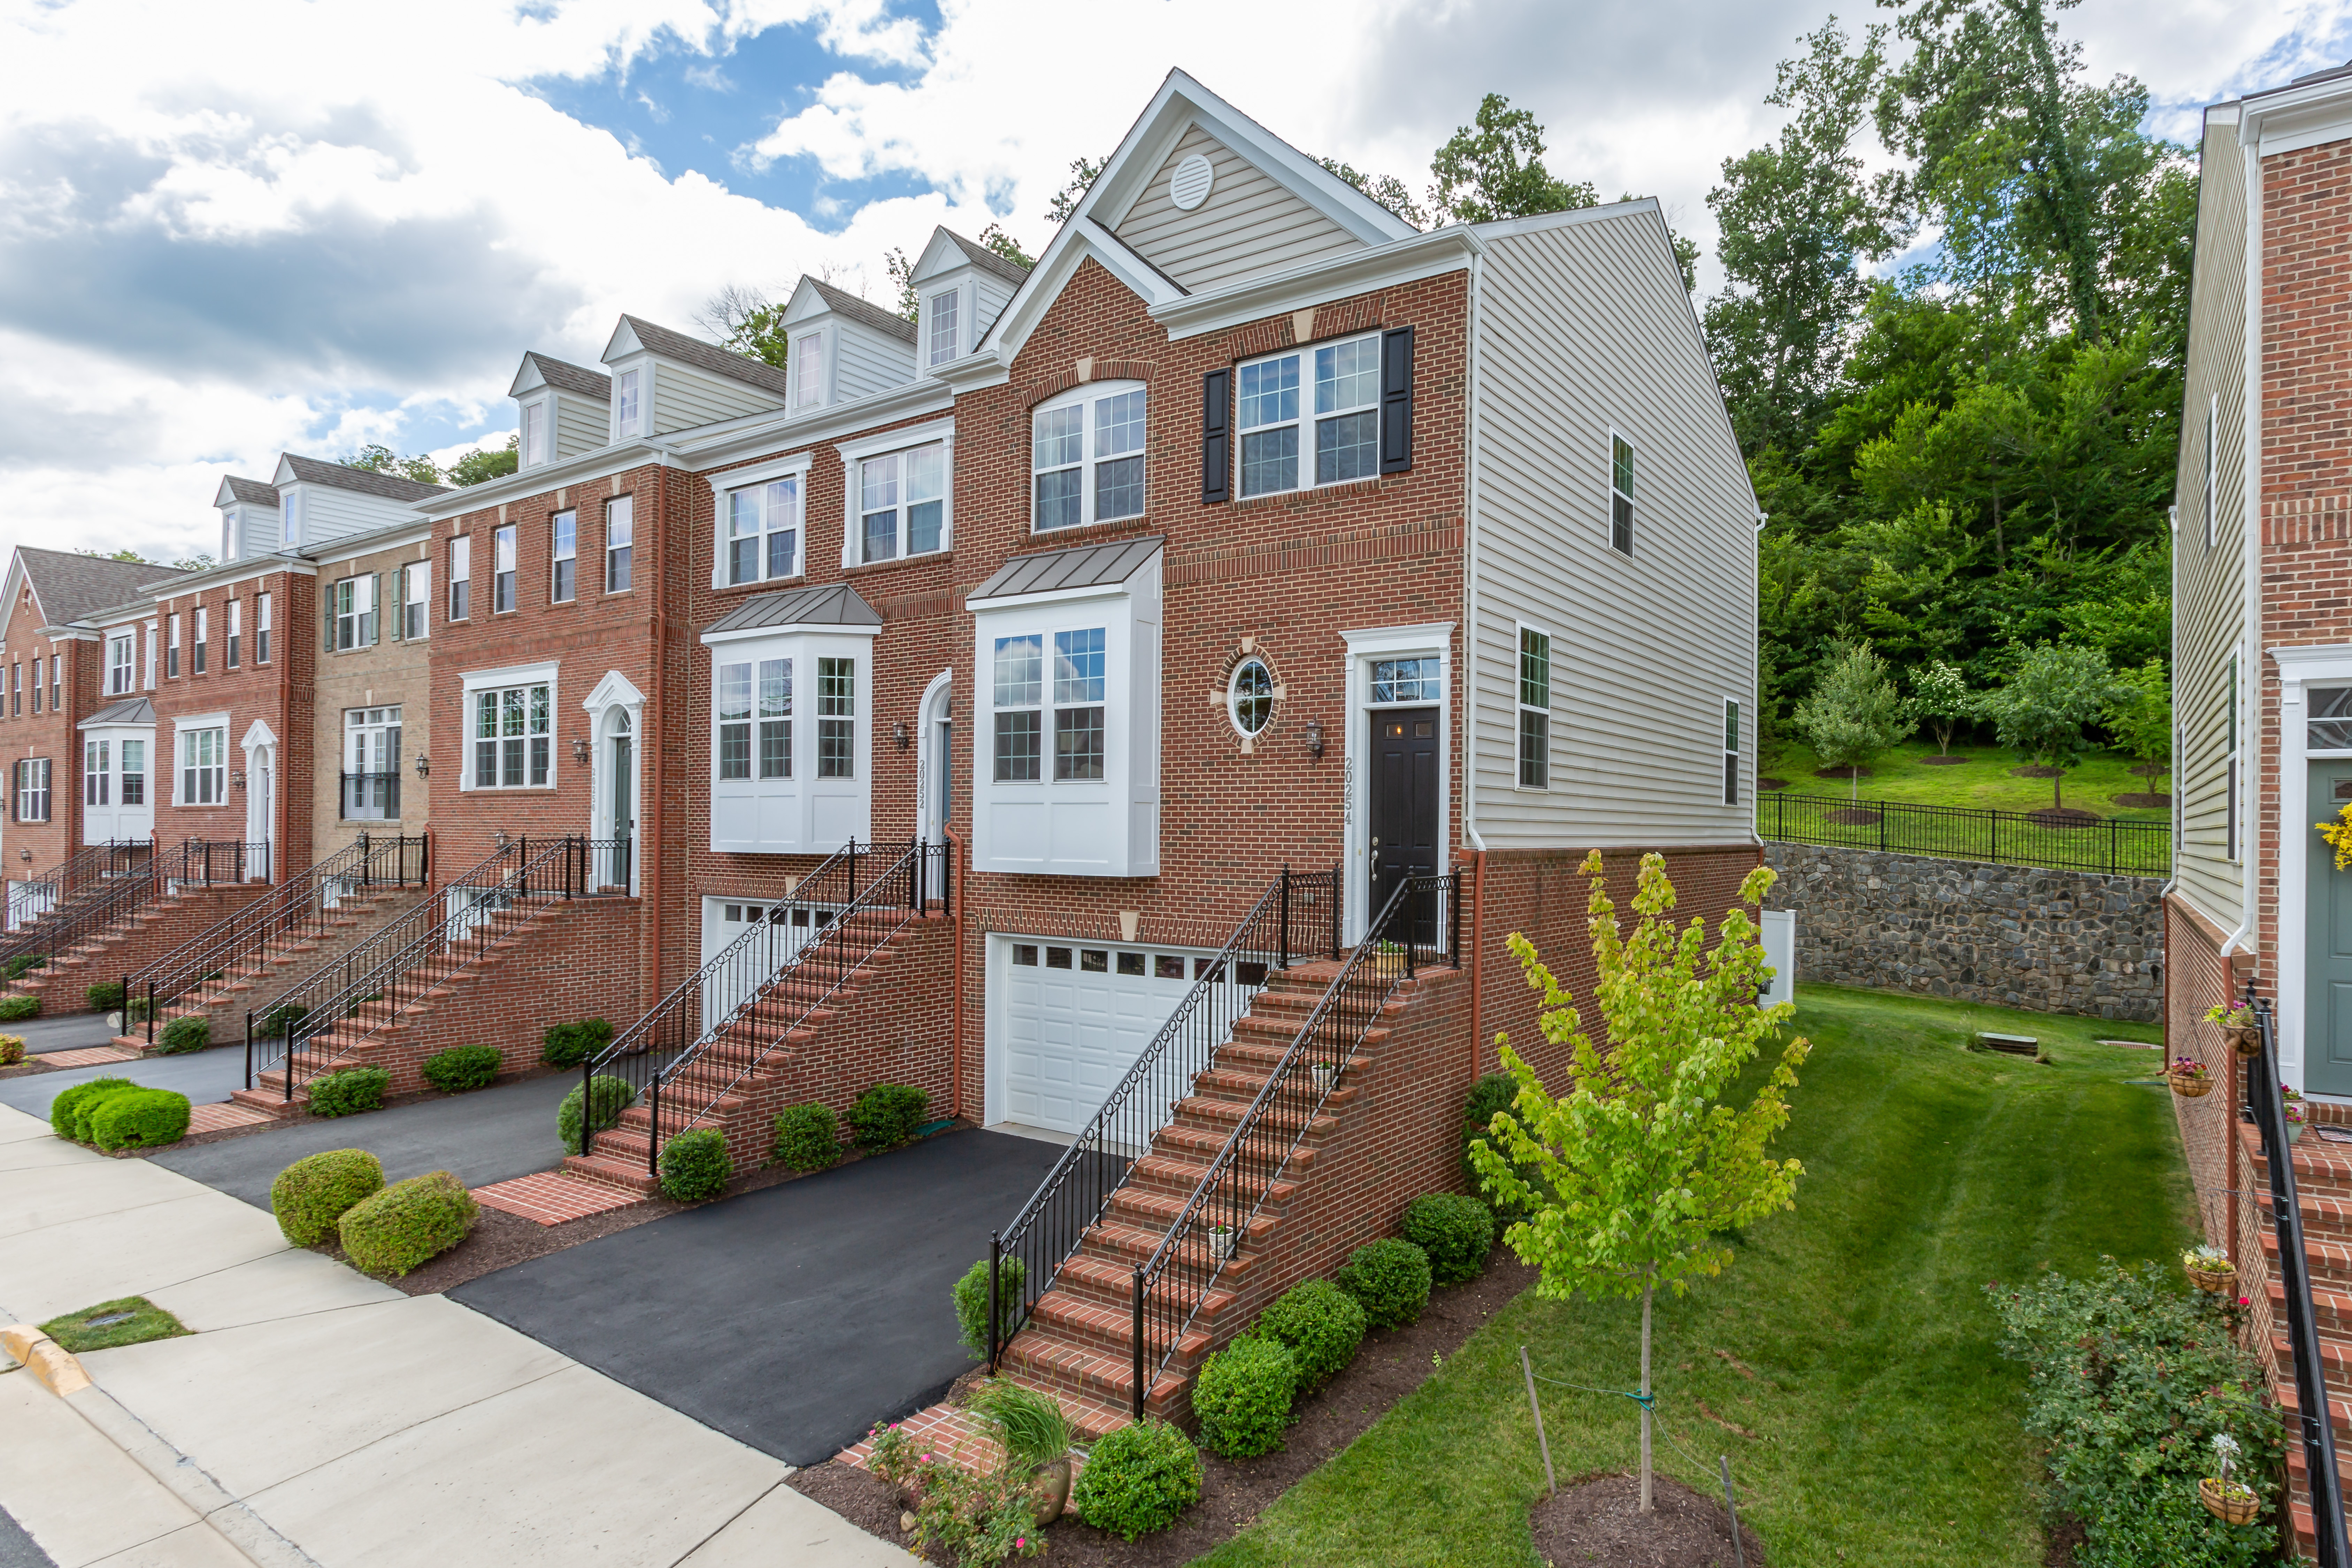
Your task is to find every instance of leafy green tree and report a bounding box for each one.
[1909,659,1974,754]
[978,223,1034,271]
[446,436,519,487]
[883,247,918,323]
[1320,156,1427,228]
[697,284,790,369]
[344,444,444,485]
[1473,852,1808,1515]
[1428,93,1598,224]
[2103,656,2170,791]
[1980,641,2123,808]
[1045,155,1107,226]
[1792,639,1914,797]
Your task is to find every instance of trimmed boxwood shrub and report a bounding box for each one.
[85,981,127,1012]
[952,1254,1025,1358]
[51,1077,135,1139]
[421,1045,501,1093]
[1070,1418,1201,1540]
[2,954,42,982]
[271,1148,386,1245]
[0,1034,23,1066]
[541,1017,614,1070]
[156,1014,211,1055]
[659,1128,732,1202]
[1335,1238,1432,1330]
[558,1074,636,1155]
[88,1089,191,1151]
[338,1170,478,1276]
[0,994,40,1022]
[847,1083,927,1151]
[1254,1279,1367,1390]
[1402,1192,1496,1286]
[772,1103,841,1171]
[307,1065,390,1118]
[1192,1334,1296,1458]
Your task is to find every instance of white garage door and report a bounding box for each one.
[700,896,838,1034]
[998,937,1218,1136]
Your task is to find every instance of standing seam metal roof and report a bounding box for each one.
[704,583,883,635]
[969,536,1163,601]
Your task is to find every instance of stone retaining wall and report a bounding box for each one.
[1763,843,2163,1021]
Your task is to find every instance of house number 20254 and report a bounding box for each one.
[1341,756,1354,824]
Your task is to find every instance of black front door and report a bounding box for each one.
[1370,707,1440,935]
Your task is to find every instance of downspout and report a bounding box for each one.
[947,824,968,1121]
[1462,246,1487,1083]
[641,467,668,1020]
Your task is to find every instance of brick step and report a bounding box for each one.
[2258,1189,2352,1246]
[227,1086,307,1117]
[1106,1183,1289,1237]
[997,1328,1193,1423]
[1021,1279,1242,1362]
[562,1151,662,1195]
[1047,1253,1245,1318]
[2263,1229,2352,1293]
[2268,1279,2352,1344]
[1171,1089,1348,1136]
[2247,1125,2352,1199]
[1150,1121,1325,1172]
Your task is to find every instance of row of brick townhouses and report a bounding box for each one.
[1,70,1763,1426]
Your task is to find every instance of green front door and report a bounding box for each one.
[2308,761,2352,1096]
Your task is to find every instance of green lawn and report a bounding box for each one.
[1194,985,2191,1568]
[1766,737,2168,820]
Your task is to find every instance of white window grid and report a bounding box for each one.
[726,476,802,585]
[192,607,208,674]
[120,739,145,807]
[167,614,180,678]
[857,443,948,564]
[1235,333,1381,499]
[715,657,792,782]
[928,289,960,366]
[144,620,158,687]
[84,739,108,806]
[616,370,641,437]
[1516,625,1551,790]
[448,535,471,621]
[606,496,633,592]
[333,576,374,650]
[523,400,546,466]
[991,627,1106,783]
[256,595,270,664]
[226,599,242,668]
[1032,383,1145,532]
[1723,697,1741,806]
[14,758,49,822]
[179,728,226,807]
[1610,432,1636,555]
[493,524,517,613]
[107,635,133,695]
[472,683,552,789]
[1229,657,1274,738]
[794,332,826,408]
[402,563,429,640]
[552,510,577,603]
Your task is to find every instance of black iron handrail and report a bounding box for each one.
[986,864,1342,1372]
[1124,869,1458,1416]
[1,839,263,978]
[2250,983,2350,1566]
[128,833,429,1046]
[1758,791,2170,876]
[3,839,148,937]
[339,771,402,821]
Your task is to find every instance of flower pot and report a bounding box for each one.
[2228,1026,2262,1059]
[1028,1457,1072,1525]
[1310,1061,1341,1095]
[2171,1072,2213,1099]
[2187,1262,2236,1293]
[2288,1121,2307,1145]
[1207,1225,1237,1262]
[2199,1476,2260,1525]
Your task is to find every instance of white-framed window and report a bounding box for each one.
[606,495,633,592]
[725,475,801,585]
[2205,393,2218,549]
[29,655,42,714]
[1369,656,1442,704]
[448,535,471,621]
[179,727,226,807]
[818,657,856,778]
[793,331,826,409]
[226,599,242,668]
[120,739,144,806]
[716,658,792,782]
[2225,653,2242,862]
[7,662,16,717]
[13,758,49,822]
[858,443,948,563]
[344,706,403,819]
[493,524,517,613]
[472,681,552,789]
[928,289,960,366]
[1237,333,1380,498]
[255,595,270,664]
[401,562,429,640]
[522,400,547,466]
[1033,383,1145,531]
[615,369,641,438]
[332,575,375,650]
[1723,697,1741,806]
[551,510,577,603]
[282,490,302,547]
[1229,656,1274,738]
[107,633,133,696]
[192,607,208,674]
[84,739,108,806]
[702,629,872,854]
[993,628,1106,782]
[144,620,158,686]
[1610,432,1636,555]
[1517,626,1551,789]
[166,614,180,678]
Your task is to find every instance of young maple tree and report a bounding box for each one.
[1471,851,1809,1513]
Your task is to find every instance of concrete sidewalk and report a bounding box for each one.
[0,1104,912,1568]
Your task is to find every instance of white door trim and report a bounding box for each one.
[2268,644,2352,1094]
[583,669,645,896]
[1338,623,1454,946]
[239,718,278,881]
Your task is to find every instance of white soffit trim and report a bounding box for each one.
[676,382,954,466]
[418,442,677,519]
[1155,228,1482,341]
[702,620,881,647]
[2271,645,2352,683]
[2240,76,2352,155]
[705,451,814,500]
[1340,622,1455,656]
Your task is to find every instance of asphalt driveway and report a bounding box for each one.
[10,1012,120,1055]
[453,1127,1075,1465]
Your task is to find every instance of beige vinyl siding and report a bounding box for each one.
[291,486,416,548]
[554,393,608,458]
[1469,210,1758,849]
[1115,124,1359,292]
[2173,114,2251,928]
[651,362,779,435]
[972,273,1017,342]
[834,323,916,403]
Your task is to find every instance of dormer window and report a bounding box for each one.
[282,491,302,546]
[928,289,960,366]
[522,401,547,467]
[615,370,641,438]
[793,332,826,409]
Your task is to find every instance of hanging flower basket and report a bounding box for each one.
[2199,1476,2260,1525]
[2184,1247,2237,1293]
[2169,1056,2213,1098]
[2229,1026,2262,1059]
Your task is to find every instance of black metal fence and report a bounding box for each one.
[3,839,148,936]
[1,839,264,976]
[1758,791,2170,877]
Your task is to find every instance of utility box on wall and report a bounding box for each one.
[1758,908,1796,1009]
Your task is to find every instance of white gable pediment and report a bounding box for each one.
[782,277,834,325]
[583,669,646,713]
[1111,122,1360,293]
[508,354,551,397]
[600,317,646,364]
[912,228,974,284]
[240,717,278,752]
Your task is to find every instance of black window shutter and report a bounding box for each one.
[1379,325,1414,474]
[1201,368,1231,504]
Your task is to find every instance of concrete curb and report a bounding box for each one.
[1,1322,91,1396]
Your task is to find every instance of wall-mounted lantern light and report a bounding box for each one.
[893,720,909,751]
[1303,719,1325,760]
[231,770,247,791]
[414,753,430,777]
[570,737,591,764]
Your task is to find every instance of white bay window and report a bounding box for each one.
[702,590,877,854]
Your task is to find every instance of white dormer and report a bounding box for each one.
[777,278,918,416]
[909,228,1030,371]
[508,353,614,470]
[600,315,794,439]
[212,476,283,562]
[269,455,447,551]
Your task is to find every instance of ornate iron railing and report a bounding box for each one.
[2250,984,2350,1566]
[1,839,263,978]
[3,839,148,936]
[986,864,1342,1371]
[1124,870,1458,1415]
[1758,790,2169,876]
[128,833,429,1046]
[339,771,402,821]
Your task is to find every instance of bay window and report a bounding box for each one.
[1032,383,1145,531]
[817,658,855,778]
[84,740,109,806]
[702,600,874,854]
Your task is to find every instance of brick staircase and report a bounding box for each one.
[563,907,949,1194]
[12,882,269,1015]
[2248,1121,2352,1554]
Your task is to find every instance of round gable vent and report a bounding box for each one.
[1169,153,1215,212]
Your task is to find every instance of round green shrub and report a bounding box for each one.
[156,1014,211,1055]
[50,1076,134,1139]
[1253,1279,1367,1390]
[86,981,127,1012]
[558,1075,636,1155]
[1071,1419,1201,1540]
[256,1002,308,1038]
[847,1083,928,1150]
[271,1148,386,1245]
[1192,1334,1297,1458]
[541,1017,614,1069]
[1463,1071,1531,1218]
[952,1254,1025,1358]
[772,1103,841,1171]
[1402,1193,1496,1286]
[75,1086,135,1143]
[2,954,43,982]
[338,1170,478,1276]
[660,1128,732,1202]
[0,994,41,1022]
[87,1088,191,1151]
[421,1045,501,1094]
[1335,1239,1432,1330]
[0,1034,23,1067]
[306,1065,389,1117]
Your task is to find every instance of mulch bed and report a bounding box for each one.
[2112,792,2170,808]
[2009,764,2062,778]
[1919,754,1970,766]
[0,1055,70,1079]
[790,1247,1539,1565]
[1528,1471,1764,1568]
[1823,807,1881,825]
[1812,766,1871,779]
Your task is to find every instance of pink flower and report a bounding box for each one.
[1015,1539,1027,1549]
[2240,1297,2252,1307]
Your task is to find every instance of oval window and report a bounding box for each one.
[1229,658,1274,737]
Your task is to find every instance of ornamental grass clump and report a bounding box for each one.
[1070,1419,1201,1540]
[1402,1192,1495,1285]
[338,1170,478,1276]
[1334,1238,1431,1330]
[1191,1334,1297,1458]
[1253,1279,1366,1391]
[659,1128,732,1202]
[270,1148,386,1245]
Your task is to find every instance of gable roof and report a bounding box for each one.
[969,535,1163,602]
[612,314,797,401]
[513,352,613,401]
[276,454,449,501]
[941,229,1032,287]
[11,547,193,628]
[704,582,882,635]
[217,476,280,508]
[805,280,918,344]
